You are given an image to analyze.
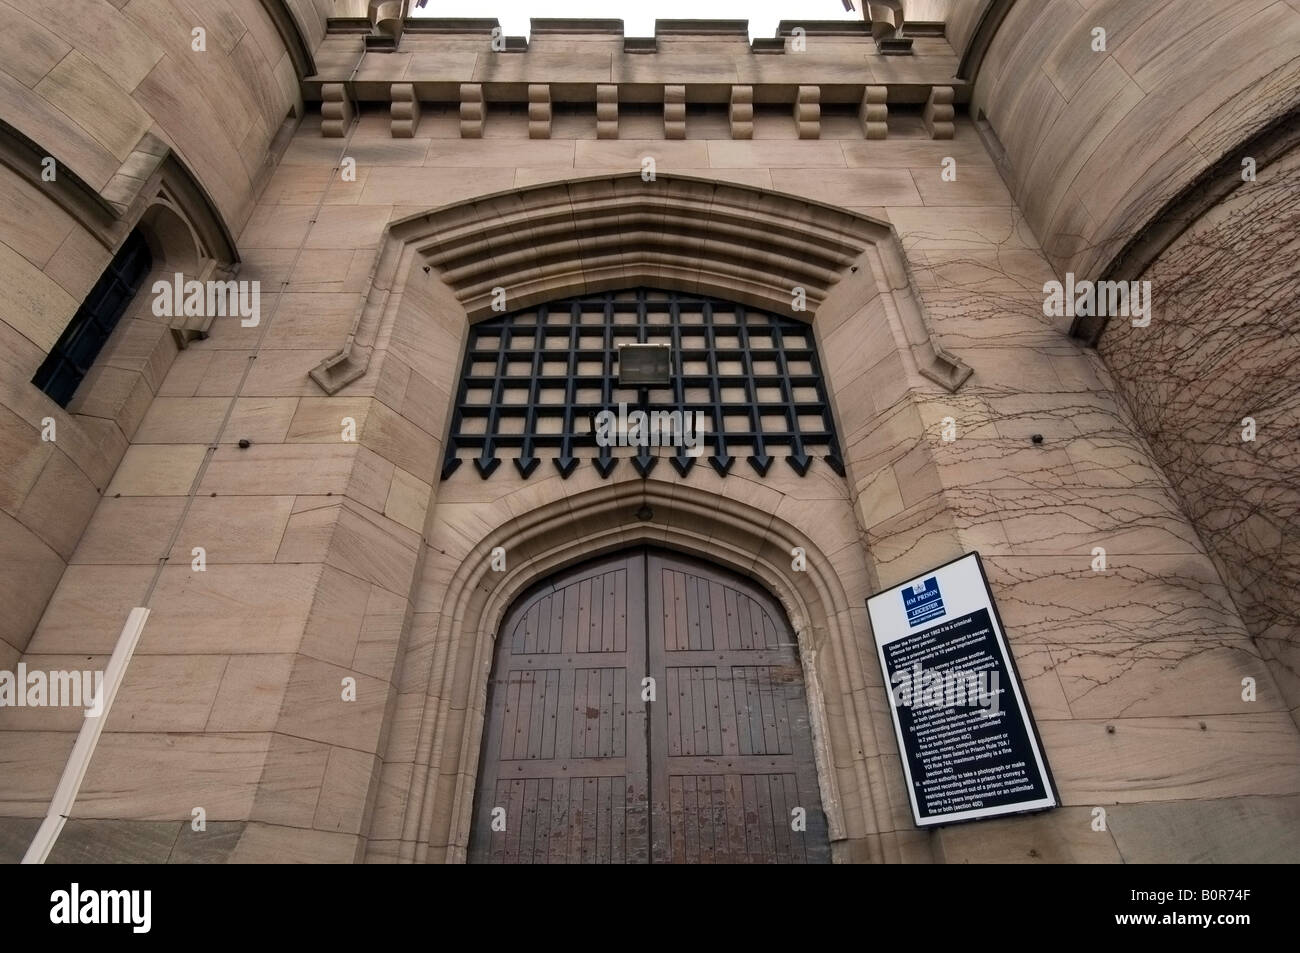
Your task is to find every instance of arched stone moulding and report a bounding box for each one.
[325,173,968,863]
[309,172,971,396]
[390,479,912,864]
[0,125,240,424]
[0,126,237,271]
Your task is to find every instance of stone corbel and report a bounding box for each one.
[923,86,955,139]
[664,85,686,139]
[390,83,421,137]
[861,86,888,140]
[322,83,354,137]
[596,85,618,139]
[795,86,820,139]
[729,86,753,139]
[460,84,485,138]
[528,85,551,139]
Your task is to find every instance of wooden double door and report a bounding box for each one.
[470,549,830,863]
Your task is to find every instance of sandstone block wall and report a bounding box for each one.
[0,7,1297,863]
[968,0,1300,278]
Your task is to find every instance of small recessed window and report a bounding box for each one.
[32,228,152,408]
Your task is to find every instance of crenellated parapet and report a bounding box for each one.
[305,17,966,141]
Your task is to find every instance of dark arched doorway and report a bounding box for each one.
[469,548,830,863]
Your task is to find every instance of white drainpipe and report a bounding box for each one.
[22,607,150,864]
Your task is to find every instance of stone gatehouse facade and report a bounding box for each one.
[0,0,1297,864]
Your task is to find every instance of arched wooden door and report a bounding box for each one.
[470,548,830,863]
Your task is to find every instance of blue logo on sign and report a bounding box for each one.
[902,577,945,627]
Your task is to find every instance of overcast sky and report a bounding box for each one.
[412,2,862,39]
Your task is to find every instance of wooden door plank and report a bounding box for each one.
[685,575,703,650]
[515,670,535,761]
[534,777,553,862]
[581,776,598,862]
[623,551,650,865]
[547,588,565,654]
[757,665,781,756]
[683,774,699,863]
[691,666,709,755]
[673,570,690,651]
[603,571,618,653]
[666,667,681,757]
[520,777,539,864]
[717,665,741,756]
[736,593,755,650]
[588,573,604,655]
[723,586,742,651]
[575,577,591,653]
[539,669,558,760]
[504,778,524,863]
[709,580,729,652]
[660,568,678,652]
[597,775,612,864]
[724,774,745,863]
[646,552,672,864]
[614,567,627,654]
[753,767,775,862]
[741,773,759,859]
[702,665,722,756]
[697,576,716,650]
[546,775,569,864]
[781,773,805,863]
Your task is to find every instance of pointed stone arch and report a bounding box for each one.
[380,478,914,864]
[309,172,970,396]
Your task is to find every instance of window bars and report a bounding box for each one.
[442,289,845,481]
[32,229,152,408]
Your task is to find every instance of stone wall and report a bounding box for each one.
[0,0,306,672]
[968,0,1300,278]
[0,10,1298,864]
[1100,145,1300,724]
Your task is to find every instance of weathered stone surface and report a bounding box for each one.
[0,7,1296,867]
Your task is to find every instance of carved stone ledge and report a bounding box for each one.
[730,86,753,140]
[923,86,955,140]
[390,83,421,138]
[876,231,973,392]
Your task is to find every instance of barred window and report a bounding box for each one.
[442,288,844,480]
[32,228,152,408]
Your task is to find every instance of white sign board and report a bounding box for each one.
[866,552,1057,828]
